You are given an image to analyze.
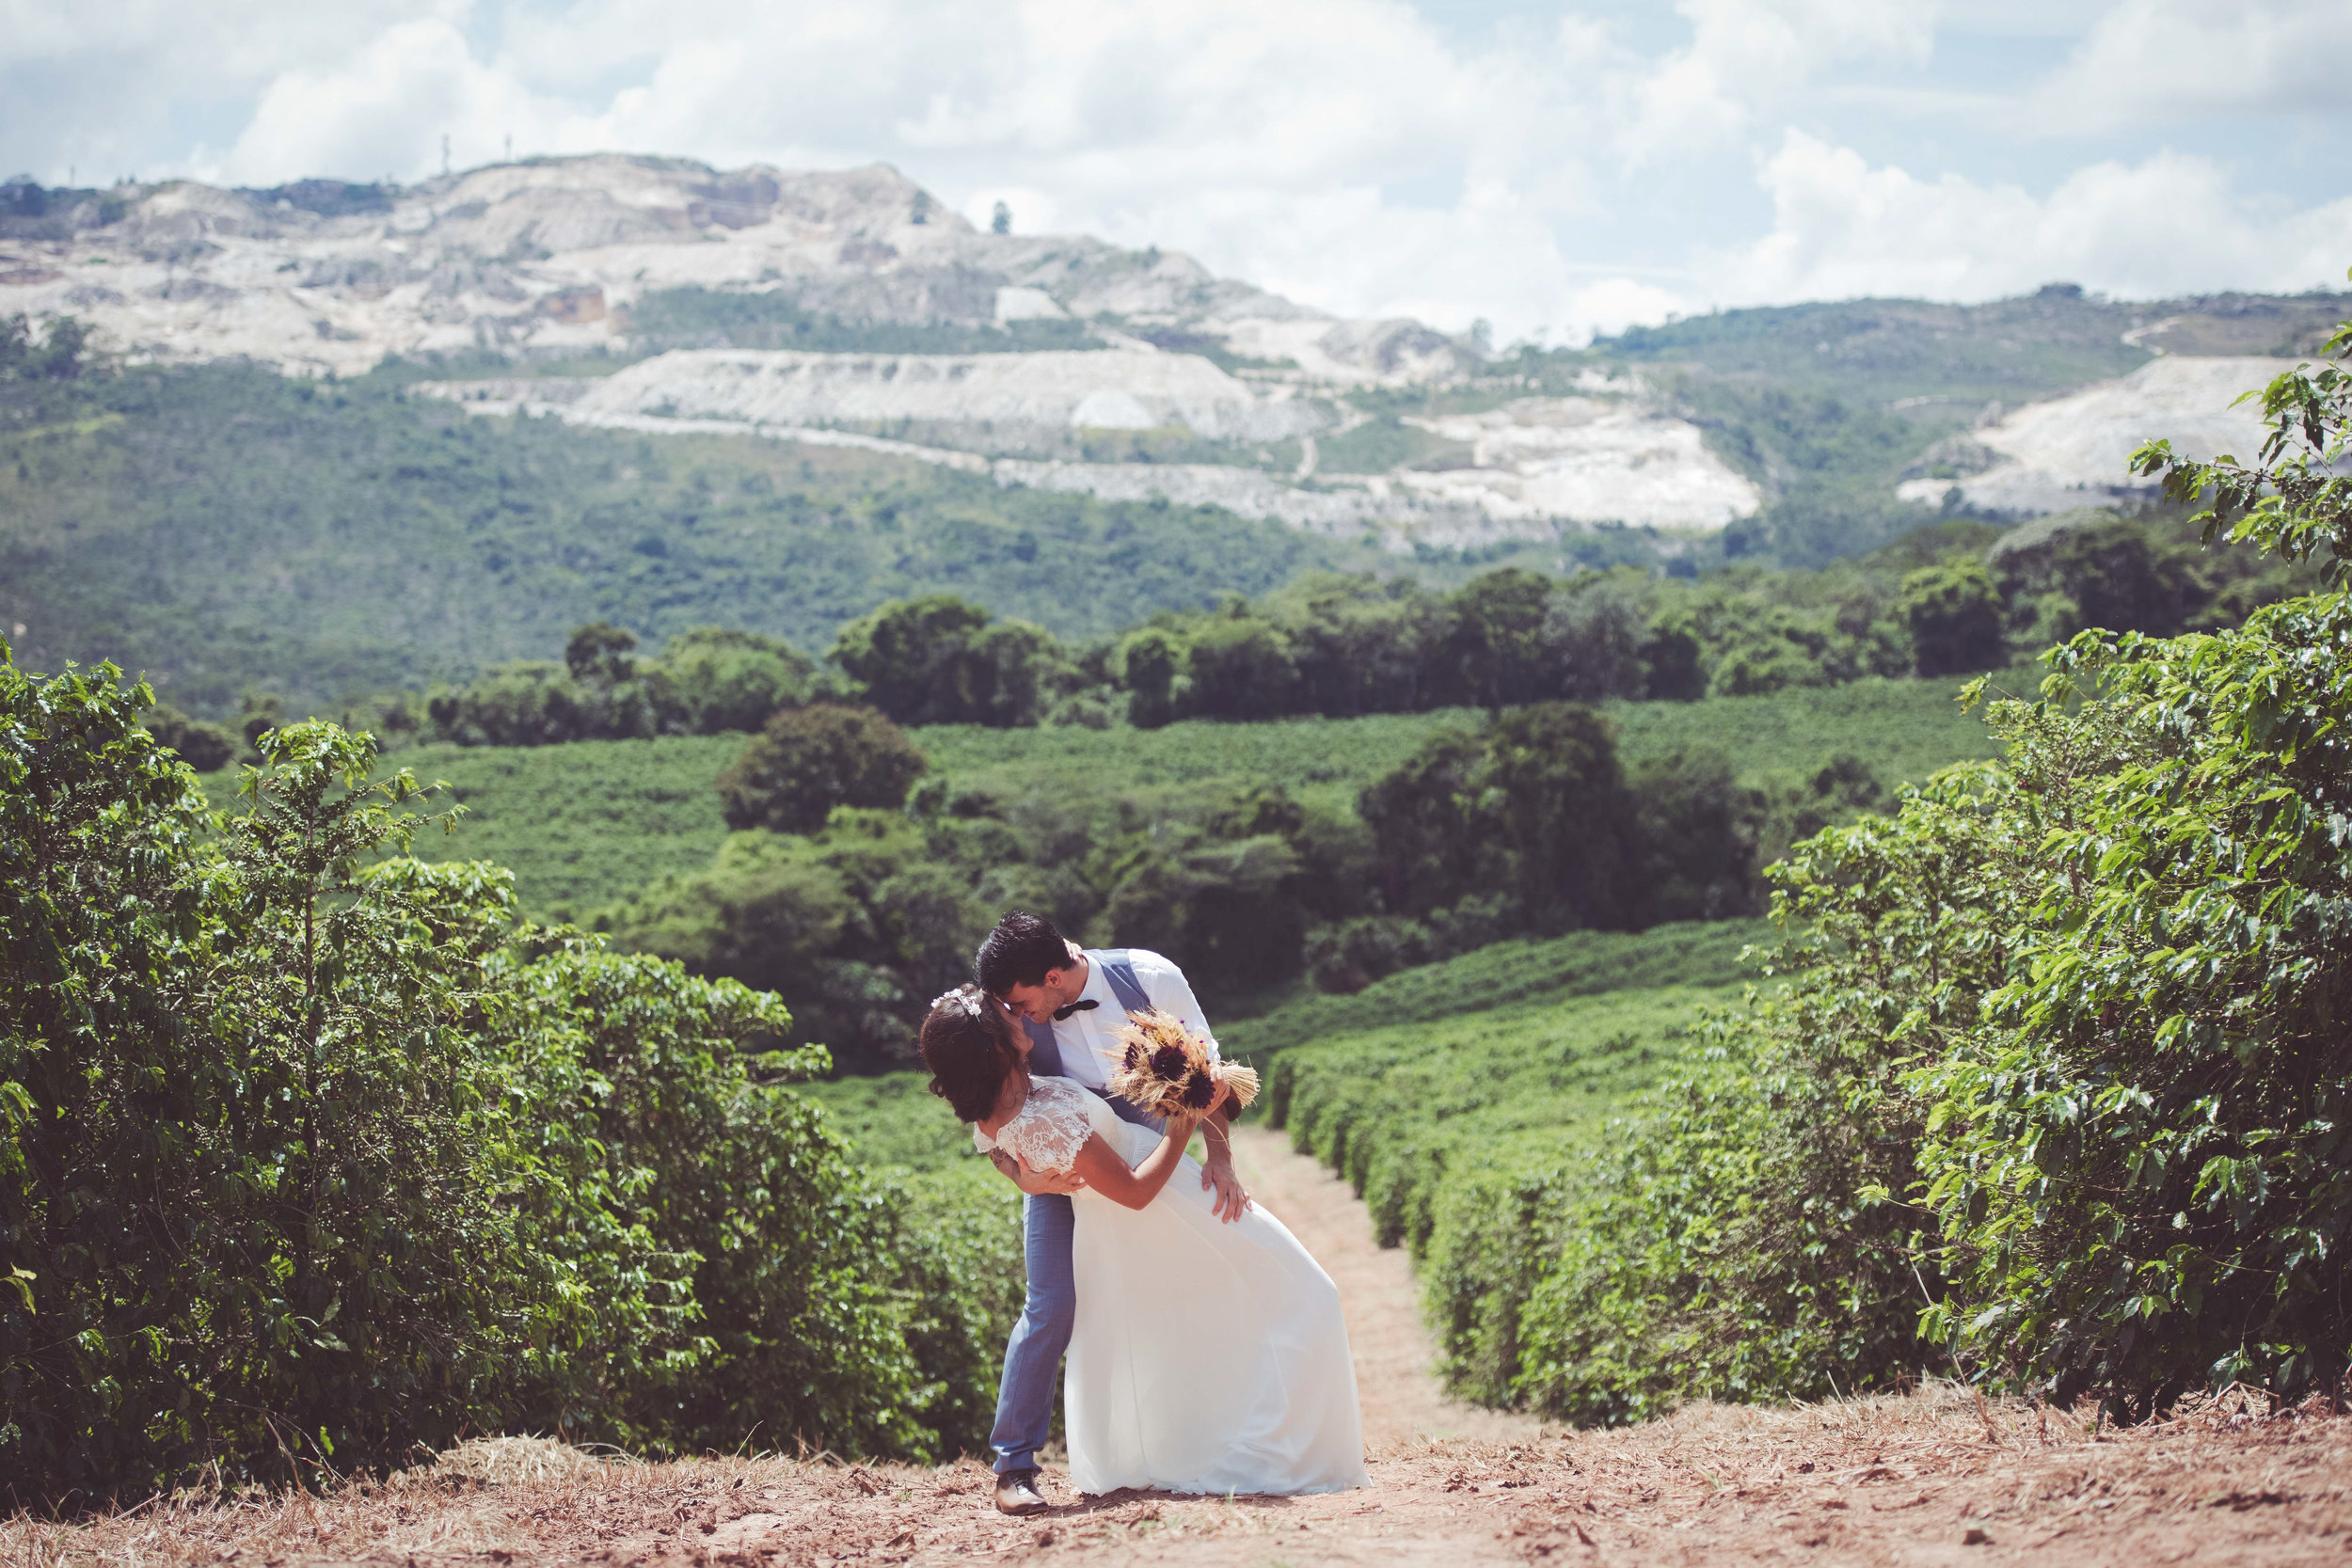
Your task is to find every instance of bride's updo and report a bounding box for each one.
[921,984,1021,1123]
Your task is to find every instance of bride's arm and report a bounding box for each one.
[1070,1113,1204,1211]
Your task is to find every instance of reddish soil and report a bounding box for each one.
[12,1127,2349,1565]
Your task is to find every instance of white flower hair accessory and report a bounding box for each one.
[930,986,985,1019]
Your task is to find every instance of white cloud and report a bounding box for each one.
[1620,0,1939,160]
[1716,129,2352,304]
[205,15,580,186]
[2026,0,2350,134]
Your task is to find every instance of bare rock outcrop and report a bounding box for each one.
[1896,356,2327,516]
[0,153,1463,386]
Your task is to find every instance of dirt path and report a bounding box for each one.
[18,1142,2351,1566]
[1228,1122,1534,1449]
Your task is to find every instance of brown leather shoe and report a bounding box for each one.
[993,1468,1049,1516]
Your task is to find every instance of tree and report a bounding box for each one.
[1,666,985,1489]
[1900,553,2006,675]
[0,313,92,380]
[565,620,640,685]
[1118,626,1185,729]
[0,692,573,1492]
[1518,317,2352,1425]
[1622,747,1761,926]
[1358,729,1488,919]
[991,200,1011,236]
[654,626,817,734]
[829,595,1067,727]
[596,833,854,993]
[1181,610,1298,720]
[1638,611,1708,700]
[1481,702,1629,932]
[1443,568,1555,707]
[1269,574,1442,717]
[236,689,285,754]
[716,704,928,834]
[140,702,238,770]
[1542,575,1649,702]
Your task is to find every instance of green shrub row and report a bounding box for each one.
[0,653,1017,1498]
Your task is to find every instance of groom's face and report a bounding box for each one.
[999,965,1077,1023]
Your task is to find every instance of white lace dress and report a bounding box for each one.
[982,1075,1368,1497]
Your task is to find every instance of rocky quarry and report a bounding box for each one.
[1896,355,2313,516]
[0,153,2325,548]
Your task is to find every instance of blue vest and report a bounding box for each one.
[1021,950,1160,1129]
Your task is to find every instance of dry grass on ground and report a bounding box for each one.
[8,1384,2346,1567]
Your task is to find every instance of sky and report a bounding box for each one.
[3,0,2348,342]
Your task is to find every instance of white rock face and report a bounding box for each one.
[4,152,1761,536]
[560,347,1325,440]
[1397,399,1762,531]
[1897,356,2313,515]
[993,286,1067,322]
[0,153,1467,386]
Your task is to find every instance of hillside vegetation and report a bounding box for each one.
[8,270,2339,729]
[0,361,1369,714]
[1582,285,2352,404]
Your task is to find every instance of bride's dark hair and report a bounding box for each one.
[921,984,1021,1123]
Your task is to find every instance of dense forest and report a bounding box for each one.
[4,299,2348,1500]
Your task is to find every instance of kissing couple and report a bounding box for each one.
[920,911,1369,1513]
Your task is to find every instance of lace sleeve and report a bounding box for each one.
[999,1078,1095,1175]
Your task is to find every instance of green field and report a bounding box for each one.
[1220,916,1770,1060]
[800,1071,983,1174]
[196,677,1996,913]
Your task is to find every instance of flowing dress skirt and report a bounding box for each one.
[1064,1119,1368,1497]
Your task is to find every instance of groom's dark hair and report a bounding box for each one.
[977,911,1073,995]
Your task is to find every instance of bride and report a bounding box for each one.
[919,985,1367,1498]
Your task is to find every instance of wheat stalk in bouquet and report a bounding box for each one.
[1104,1008,1260,1119]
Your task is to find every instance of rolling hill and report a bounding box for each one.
[3,155,2344,709]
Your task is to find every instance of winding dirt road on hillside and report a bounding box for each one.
[18,1128,2349,1566]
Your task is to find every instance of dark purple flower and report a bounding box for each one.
[1181,1071,1216,1110]
[1150,1044,1188,1081]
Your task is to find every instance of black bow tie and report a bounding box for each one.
[1052,999,1100,1022]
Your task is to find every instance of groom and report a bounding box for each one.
[971,911,1252,1516]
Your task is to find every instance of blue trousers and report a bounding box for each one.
[990,1191,1075,1473]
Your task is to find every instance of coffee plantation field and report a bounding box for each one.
[194,678,1996,913]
